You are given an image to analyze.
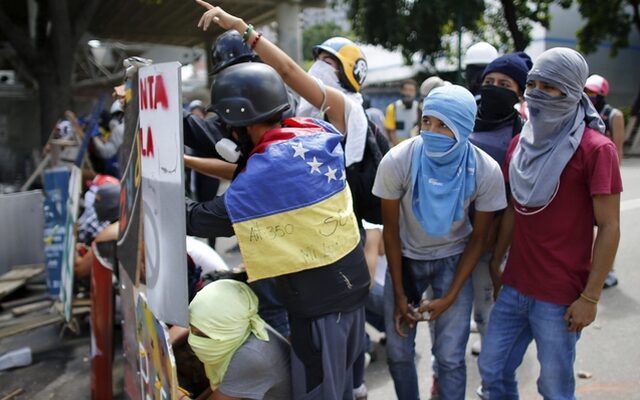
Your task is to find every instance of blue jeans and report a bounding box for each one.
[365,279,386,333]
[290,308,366,400]
[384,254,473,400]
[479,285,580,400]
[472,252,495,339]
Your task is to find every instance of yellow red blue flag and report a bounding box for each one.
[225,118,360,281]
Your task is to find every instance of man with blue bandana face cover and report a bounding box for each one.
[372,85,506,400]
[479,47,622,400]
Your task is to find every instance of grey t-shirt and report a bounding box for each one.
[219,327,291,400]
[372,136,506,260]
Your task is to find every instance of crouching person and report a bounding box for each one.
[189,279,291,399]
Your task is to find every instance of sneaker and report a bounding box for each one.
[470,319,479,333]
[430,376,439,400]
[603,271,618,289]
[471,340,482,356]
[476,385,487,399]
[368,347,377,363]
[353,383,368,400]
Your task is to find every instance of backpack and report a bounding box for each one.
[344,115,390,225]
[284,115,390,226]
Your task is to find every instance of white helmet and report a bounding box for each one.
[189,99,205,112]
[420,76,446,98]
[464,42,499,66]
[110,99,123,114]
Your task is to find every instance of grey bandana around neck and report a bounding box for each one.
[509,47,605,208]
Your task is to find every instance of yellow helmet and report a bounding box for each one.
[313,37,367,93]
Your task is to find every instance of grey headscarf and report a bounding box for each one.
[509,47,605,208]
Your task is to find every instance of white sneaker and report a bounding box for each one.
[476,385,489,399]
[353,383,368,400]
[470,319,479,333]
[471,340,482,356]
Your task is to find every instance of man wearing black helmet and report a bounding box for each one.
[182,30,298,176]
[185,62,370,400]
[181,30,292,340]
[182,30,260,163]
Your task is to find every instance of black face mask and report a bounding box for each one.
[478,85,519,122]
[234,128,254,157]
[230,127,255,177]
[589,94,606,113]
[464,65,486,96]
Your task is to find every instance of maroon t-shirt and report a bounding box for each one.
[502,128,623,305]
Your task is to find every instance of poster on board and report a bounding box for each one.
[138,62,188,327]
[118,72,144,284]
[43,167,70,297]
[120,264,143,400]
[60,165,82,321]
[136,292,179,400]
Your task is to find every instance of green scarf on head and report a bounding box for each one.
[188,279,269,391]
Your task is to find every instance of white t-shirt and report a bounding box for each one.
[372,137,506,260]
[185,236,229,274]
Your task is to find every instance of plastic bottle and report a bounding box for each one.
[0,347,32,370]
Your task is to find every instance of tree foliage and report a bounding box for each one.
[345,0,577,55]
[574,0,640,57]
[0,0,101,144]
[346,0,486,60]
[302,22,351,61]
[490,0,573,51]
[573,0,640,115]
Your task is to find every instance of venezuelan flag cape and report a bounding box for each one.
[225,118,360,282]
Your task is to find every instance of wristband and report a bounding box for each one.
[580,292,598,304]
[250,32,263,49]
[242,24,254,42]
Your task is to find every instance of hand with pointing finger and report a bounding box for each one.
[195,0,242,32]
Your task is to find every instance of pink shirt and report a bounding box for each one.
[502,128,622,305]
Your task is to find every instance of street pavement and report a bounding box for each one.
[1,158,639,399]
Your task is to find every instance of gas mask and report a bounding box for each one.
[215,126,255,174]
[215,137,241,163]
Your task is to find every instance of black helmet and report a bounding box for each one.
[211,63,290,127]
[210,30,260,74]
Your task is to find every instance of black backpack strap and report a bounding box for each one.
[601,104,614,136]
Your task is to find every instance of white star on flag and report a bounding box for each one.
[307,157,323,174]
[339,169,347,181]
[291,142,309,159]
[325,166,337,183]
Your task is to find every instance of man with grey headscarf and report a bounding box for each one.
[478,47,622,399]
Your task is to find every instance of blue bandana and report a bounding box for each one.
[411,85,477,236]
